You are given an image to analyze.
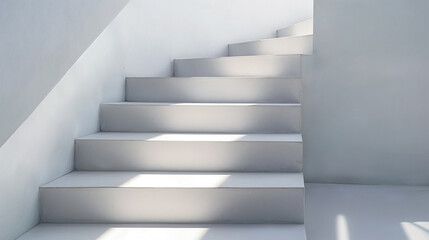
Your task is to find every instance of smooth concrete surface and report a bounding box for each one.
[40,172,304,223]
[0,0,129,147]
[277,18,313,38]
[100,103,301,133]
[1,1,313,239]
[229,35,313,56]
[21,183,429,240]
[303,0,429,185]
[174,55,302,77]
[42,171,304,188]
[17,224,306,240]
[126,77,301,103]
[305,183,429,240]
[76,133,303,172]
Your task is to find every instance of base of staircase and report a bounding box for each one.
[17,224,306,240]
[19,183,429,240]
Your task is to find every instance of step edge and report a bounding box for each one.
[276,18,313,32]
[173,54,304,62]
[228,34,313,47]
[125,76,302,80]
[40,172,304,189]
[100,102,302,106]
[76,133,303,142]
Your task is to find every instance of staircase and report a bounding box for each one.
[19,18,313,240]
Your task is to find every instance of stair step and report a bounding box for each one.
[173,55,301,77]
[75,132,303,172]
[277,18,313,38]
[18,224,307,240]
[229,35,313,56]
[40,171,304,223]
[100,102,301,133]
[126,77,301,103]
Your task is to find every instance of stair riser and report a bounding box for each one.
[229,36,313,56]
[126,78,301,103]
[75,140,302,172]
[40,188,304,223]
[173,55,301,77]
[100,105,301,133]
[277,19,313,38]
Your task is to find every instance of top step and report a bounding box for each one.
[277,18,313,38]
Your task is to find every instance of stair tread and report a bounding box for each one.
[174,54,302,61]
[126,76,301,79]
[78,132,302,142]
[103,102,301,106]
[18,223,306,240]
[277,18,313,38]
[42,171,304,189]
[229,34,313,46]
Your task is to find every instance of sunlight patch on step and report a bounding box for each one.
[146,134,247,141]
[96,227,208,240]
[119,174,231,188]
[401,222,429,240]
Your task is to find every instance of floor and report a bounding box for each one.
[18,183,429,240]
[305,183,429,240]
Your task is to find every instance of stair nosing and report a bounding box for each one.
[40,171,304,189]
[101,102,301,106]
[76,132,303,142]
[228,34,313,47]
[173,54,303,61]
[125,76,302,80]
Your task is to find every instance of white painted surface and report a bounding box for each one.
[40,172,304,223]
[228,35,313,56]
[100,103,301,133]
[119,0,313,77]
[1,1,312,239]
[126,77,301,103]
[0,0,129,147]
[303,0,429,185]
[306,183,429,240]
[17,224,306,240]
[75,133,303,172]
[174,55,302,77]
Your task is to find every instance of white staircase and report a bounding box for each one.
[18,18,313,240]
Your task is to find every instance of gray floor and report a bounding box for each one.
[305,183,429,240]
[18,183,429,240]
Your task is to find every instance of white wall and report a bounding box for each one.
[0,1,313,239]
[303,0,429,185]
[118,0,313,76]
[0,0,129,147]
[0,6,129,240]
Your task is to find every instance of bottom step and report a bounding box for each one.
[18,224,306,240]
[40,171,304,223]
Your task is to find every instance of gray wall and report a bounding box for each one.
[0,0,129,147]
[303,0,429,185]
